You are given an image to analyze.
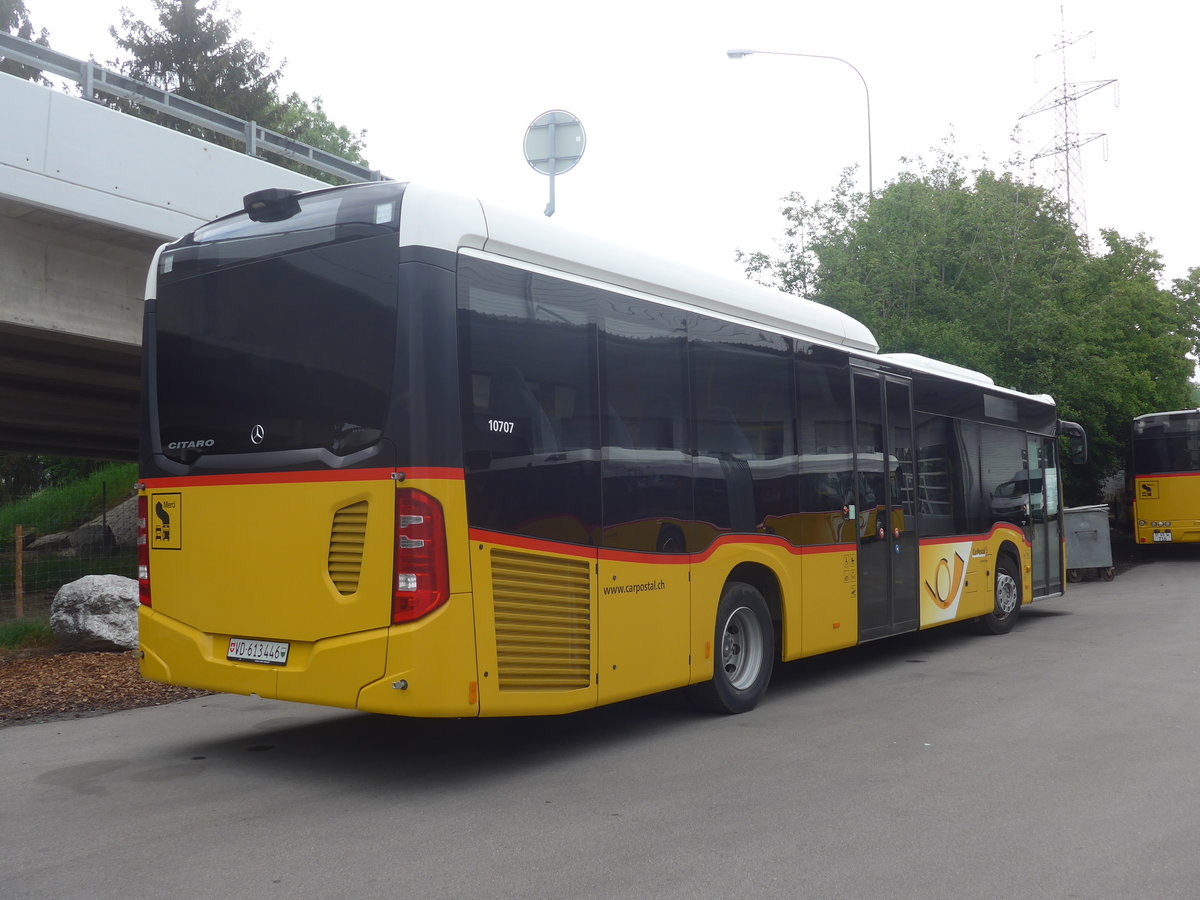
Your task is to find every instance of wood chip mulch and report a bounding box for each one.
[0,648,211,726]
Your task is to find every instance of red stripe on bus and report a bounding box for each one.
[140,466,464,488]
[918,523,1029,547]
[1135,472,1200,479]
[468,528,856,564]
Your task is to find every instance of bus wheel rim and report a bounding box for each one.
[996,571,1019,617]
[721,606,764,690]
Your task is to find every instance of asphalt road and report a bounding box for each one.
[3,548,1199,899]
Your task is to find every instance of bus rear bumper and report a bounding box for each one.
[1134,524,1200,544]
[138,594,480,717]
[138,607,388,710]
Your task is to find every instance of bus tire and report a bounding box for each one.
[690,581,774,714]
[975,554,1021,635]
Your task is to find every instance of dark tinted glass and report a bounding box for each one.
[793,359,854,546]
[457,258,600,544]
[155,234,399,461]
[600,295,692,552]
[909,372,1056,435]
[980,425,1028,530]
[915,414,980,537]
[1132,436,1200,474]
[159,182,405,285]
[692,321,794,540]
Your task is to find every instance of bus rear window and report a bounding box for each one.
[154,233,399,462]
[159,182,405,285]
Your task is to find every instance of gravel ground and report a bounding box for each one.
[0,648,211,727]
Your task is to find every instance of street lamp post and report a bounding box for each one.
[727,48,873,199]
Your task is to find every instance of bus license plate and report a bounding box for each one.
[227,638,290,665]
[1153,532,1173,542]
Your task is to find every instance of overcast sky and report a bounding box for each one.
[30,0,1199,284]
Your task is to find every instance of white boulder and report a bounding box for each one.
[50,574,139,651]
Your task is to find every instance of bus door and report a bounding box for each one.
[1026,434,1064,597]
[853,371,919,640]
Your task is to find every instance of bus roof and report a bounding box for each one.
[219,179,1054,406]
[398,182,880,354]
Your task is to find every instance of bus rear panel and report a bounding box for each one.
[1130,410,1200,544]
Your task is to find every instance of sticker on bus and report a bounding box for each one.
[227,638,290,665]
[149,492,182,550]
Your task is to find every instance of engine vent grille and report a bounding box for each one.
[491,548,591,691]
[327,501,369,595]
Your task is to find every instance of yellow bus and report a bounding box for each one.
[1129,410,1200,545]
[136,181,1086,716]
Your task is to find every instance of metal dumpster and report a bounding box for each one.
[1064,504,1115,581]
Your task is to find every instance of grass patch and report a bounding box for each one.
[0,463,138,551]
[0,617,55,650]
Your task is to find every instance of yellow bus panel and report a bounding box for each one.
[1133,475,1200,544]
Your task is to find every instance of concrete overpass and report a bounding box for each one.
[0,34,381,458]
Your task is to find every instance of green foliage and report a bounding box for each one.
[0,0,51,82]
[0,453,45,503]
[270,92,369,180]
[108,0,368,183]
[109,0,282,130]
[0,455,111,504]
[0,617,54,649]
[743,145,1200,503]
[0,462,137,550]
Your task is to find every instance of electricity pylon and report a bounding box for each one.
[1019,6,1117,233]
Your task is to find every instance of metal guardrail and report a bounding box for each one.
[0,30,385,184]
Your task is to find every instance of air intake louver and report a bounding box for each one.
[491,548,591,691]
[327,501,368,595]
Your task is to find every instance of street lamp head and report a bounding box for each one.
[720,47,874,199]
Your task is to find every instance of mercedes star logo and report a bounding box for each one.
[250,424,265,445]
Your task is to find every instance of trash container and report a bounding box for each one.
[1064,504,1115,582]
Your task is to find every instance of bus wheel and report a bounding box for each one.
[690,581,774,714]
[975,555,1021,635]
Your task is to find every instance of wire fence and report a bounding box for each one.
[1,480,138,623]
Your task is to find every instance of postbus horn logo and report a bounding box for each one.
[925,550,968,610]
[250,424,265,445]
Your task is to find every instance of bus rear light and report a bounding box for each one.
[392,489,449,623]
[136,494,151,607]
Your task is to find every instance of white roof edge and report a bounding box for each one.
[1133,408,1200,421]
[880,352,1056,405]
[879,352,995,386]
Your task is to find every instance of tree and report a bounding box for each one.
[0,454,103,503]
[109,0,366,182]
[1,0,50,83]
[270,92,369,178]
[742,146,1200,502]
[110,0,282,130]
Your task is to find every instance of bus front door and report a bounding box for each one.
[1026,434,1064,597]
[853,371,919,640]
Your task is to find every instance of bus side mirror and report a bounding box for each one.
[1059,420,1087,465]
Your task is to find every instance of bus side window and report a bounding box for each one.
[698,406,755,458]
[487,366,559,454]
